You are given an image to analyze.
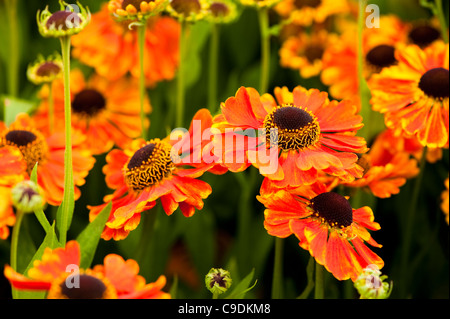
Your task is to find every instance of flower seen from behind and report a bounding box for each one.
[108,0,169,22]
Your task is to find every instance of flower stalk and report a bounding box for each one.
[258,7,270,94]
[208,22,220,113]
[176,20,188,127]
[271,237,284,299]
[399,146,428,297]
[59,35,75,246]
[314,261,324,299]
[136,22,148,139]
[4,0,19,97]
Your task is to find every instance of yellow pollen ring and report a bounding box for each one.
[263,104,320,151]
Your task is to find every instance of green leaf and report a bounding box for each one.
[15,222,61,299]
[29,163,52,234]
[225,268,257,299]
[1,95,36,126]
[76,201,112,269]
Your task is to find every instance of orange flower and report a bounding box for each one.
[0,145,27,239]
[212,86,367,188]
[279,29,338,78]
[274,0,349,27]
[0,113,95,206]
[368,41,449,148]
[71,3,179,87]
[321,15,410,104]
[4,240,170,299]
[34,69,151,155]
[88,109,221,240]
[343,129,420,198]
[257,179,383,281]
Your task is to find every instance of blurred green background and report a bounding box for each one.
[0,0,448,299]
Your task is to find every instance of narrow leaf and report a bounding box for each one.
[76,201,112,269]
[225,268,257,299]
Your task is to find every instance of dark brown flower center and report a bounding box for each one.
[5,130,37,146]
[418,67,449,99]
[170,0,201,15]
[294,0,322,9]
[46,10,81,30]
[310,192,353,228]
[128,143,157,170]
[36,62,61,78]
[264,105,320,151]
[60,274,107,299]
[1,129,48,174]
[125,140,175,191]
[409,25,441,47]
[304,44,324,63]
[72,89,106,117]
[210,2,230,17]
[366,44,397,69]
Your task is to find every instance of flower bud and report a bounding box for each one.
[11,180,45,213]
[205,268,232,295]
[37,1,90,38]
[354,264,393,299]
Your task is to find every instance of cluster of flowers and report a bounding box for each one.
[0,0,448,299]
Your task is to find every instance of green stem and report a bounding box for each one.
[235,168,257,274]
[258,7,270,94]
[314,261,324,299]
[48,83,54,134]
[297,256,315,299]
[58,36,74,246]
[399,146,428,298]
[271,237,284,299]
[208,23,220,113]
[357,0,372,140]
[434,0,449,43]
[10,210,24,272]
[176,20,187,128]
[10,209,24,298]
[137,23,148,139]
[5,0,19,97]
[212,292,219,299]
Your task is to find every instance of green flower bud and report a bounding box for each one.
[354,265,393,299]
[37,1,90,38]
[11,180,45,213]
[205,268,232,296]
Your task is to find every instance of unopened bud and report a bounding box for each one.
[205,268,232,295]
[11,180,45,213]
[354,264,392,299]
